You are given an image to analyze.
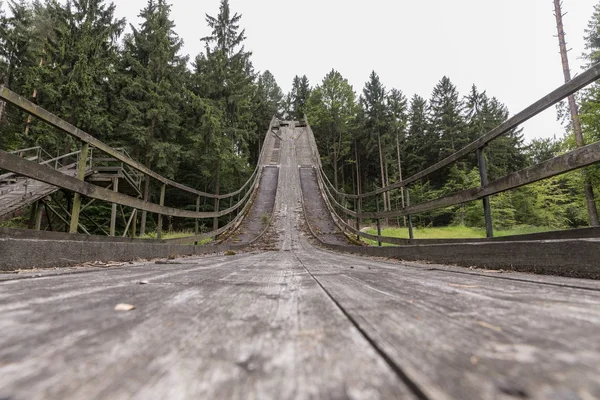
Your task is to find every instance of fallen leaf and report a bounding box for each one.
[470,356,479,365]
[477,320,502,332]
[114,303,135,311]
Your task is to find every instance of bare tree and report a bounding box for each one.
[553,0,599,226]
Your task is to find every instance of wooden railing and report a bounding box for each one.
[0,86,274,243]
[306,63,600,246]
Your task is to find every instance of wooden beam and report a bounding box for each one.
[0,86,267,201]
[0,150,252,219]
[341,140,600,219]
[319,62,600,201]
[69,143,89,233]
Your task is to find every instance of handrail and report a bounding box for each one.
[0,87,276,240]
[0,86,259,201]
[324,62,600,201]
[9,146,41,154]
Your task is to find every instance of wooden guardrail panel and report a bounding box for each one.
[0,150,249,219]
[0,86,268,201]
[327,140,600,220]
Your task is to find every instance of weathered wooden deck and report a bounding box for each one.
[1,125,599,399]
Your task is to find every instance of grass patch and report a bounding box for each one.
[140,230,213,245]
[363,224,555,245]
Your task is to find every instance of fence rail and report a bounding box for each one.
[306,62,600,244]
[0,86,274,241]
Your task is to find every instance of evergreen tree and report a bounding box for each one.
[404,94,429,178]
[252,70,283,162]
[195,0,255,204]
[428,76,466,159]
[360,71,389,211]
[117,0,187,177]
[35,0,124,140]
[0,0,34,93]
[464,85,525,180]
[289,74,310,120]
[307,69,356,189]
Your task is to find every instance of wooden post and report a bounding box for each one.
[213,197,220,232]
[354,198,360,240]
[109,177,119,236]
[406,186,414,241]
[195,195,201,236]
[132,209,138,238]
[157,183,166,240]
[34,201,43,231]
[140,175,150,236]
[477,147,494,238]
[376,197,382,246]
[69,143,89,233]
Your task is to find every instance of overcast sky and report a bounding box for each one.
[6,0,600,142]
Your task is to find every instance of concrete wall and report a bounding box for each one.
[317,239,600,280]
[0,228,247,271]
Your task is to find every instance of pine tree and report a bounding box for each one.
[117,0,187,177]
[360,71,389,212]
[386,88,408,221]
[428,76,466,159]
[195,0,255,228]
[307,69,356,189]
[252,70,283,162]
[289,74,311,120]
[35,0,124,139]
[404,94,429,178]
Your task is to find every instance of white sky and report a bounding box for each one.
[6,0,600,142]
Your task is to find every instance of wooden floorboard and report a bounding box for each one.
[2,124,599,399]
[0,252,416,400]
[297,245,600,400]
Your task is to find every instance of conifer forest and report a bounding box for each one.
[1,0,600,235]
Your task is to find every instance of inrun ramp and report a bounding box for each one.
[1,124,600,400]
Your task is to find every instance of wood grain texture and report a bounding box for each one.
[1,124,599,400]
[0,253,416,399]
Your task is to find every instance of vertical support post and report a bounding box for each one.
[140,173,150,236]
[376,196,382,246]
[132,209,138,238]
[195,195,201,236]
[69,142,89,233]
[213,197,220,232]
[477,147,494,238]
[109,177,119,236]
[157,183,166,240]
[354,198,360,240]
[35,201,43,231]
[406,186,414,241]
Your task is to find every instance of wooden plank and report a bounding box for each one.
[0,86,271,201]
[0,253,417,399]
[316,62,600,201]
[346,140,600,219]
[298,247,600,400]
[0,150,251,220]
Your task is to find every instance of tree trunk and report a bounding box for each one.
[554,0,599,226]
[377,132,388,224]
[24,56,45,136]
[139,155,151,236]
[213,158,221,231]
[396,131,406,226]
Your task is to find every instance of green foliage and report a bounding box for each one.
[289,75,310,120]
[116,0,187,177]
[307,69,356,189]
